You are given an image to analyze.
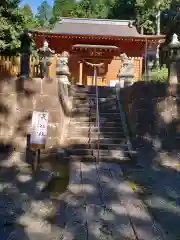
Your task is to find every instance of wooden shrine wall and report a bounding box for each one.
[68,54,143,86]
[0,54,142,86]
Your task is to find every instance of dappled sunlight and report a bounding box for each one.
[146,195,180,215]
[68,184,82,195]
[81,184,96,194]
[16,173,32,183]
[0,82,178,239]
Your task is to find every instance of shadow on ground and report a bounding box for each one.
[1,82,180,239]
[119,81,180,239]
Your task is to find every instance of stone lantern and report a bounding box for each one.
[147,44,156,59]
[117,53,134,88]
[169,33,180,62]
[56,51,71,106]
[37,40,55,80]
[19,29,33,80]
[147,44,156,66]
[56,51,70,84]
[144,44,156,81]
[168,33,180,84]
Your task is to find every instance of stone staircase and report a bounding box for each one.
[65,85,131,162]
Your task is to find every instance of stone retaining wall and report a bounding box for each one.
[121,81,180,152]
[0,77,71,153]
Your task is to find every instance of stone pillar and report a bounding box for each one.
[117,53,134,88]
[168,34,180,85]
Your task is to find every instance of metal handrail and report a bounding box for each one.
[94,66,100,161]
[115,83,134,155]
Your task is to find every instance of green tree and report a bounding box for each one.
[36,0,52,27]
[21,4,33,19]
[107,0,171,34]
[52,0,75,22]
[21,4,38,29]
[108,0,136,20]
[0,0,25,53]
[135,0,171,34]
[161,1,180,35]
[0,0,21,9]
[70,0,108,19]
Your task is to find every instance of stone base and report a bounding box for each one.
[58,75,70,85]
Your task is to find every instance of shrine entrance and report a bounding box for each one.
[81,59,107,86]
[71,44,119,86]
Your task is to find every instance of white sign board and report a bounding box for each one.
[30,111,49,147]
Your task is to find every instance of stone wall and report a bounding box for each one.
[0,77,71,153]
[121,81,180,153]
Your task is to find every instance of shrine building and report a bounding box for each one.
[31,17,164,86]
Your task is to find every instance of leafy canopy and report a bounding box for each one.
[0,0,25,53]
[35,0,52,27]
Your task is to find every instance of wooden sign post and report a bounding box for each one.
[30,111,49,171]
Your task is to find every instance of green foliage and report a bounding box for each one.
[21,4,39,29]
[36,0,52,27]
[108,0,136,20]
[52,0,75,22]
[135,0,171,34]
[0,0,21,9]
[49,0,180,36]
[70,0,109,18]
[0,0,25,53]
[1,0,180,54]
[151,67,168,82]
[160,1,180,37]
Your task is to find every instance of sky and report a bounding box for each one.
[20,0,54,13]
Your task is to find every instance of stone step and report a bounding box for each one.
[71,112,121,119]
[93,149,128,157]
[90,108,119,114]
[89,131,125,138]
[67,148,129,157]
[70,116,121,122]
[92,112,120,116]
[69,155,96,162]
[73,96,117,102]
[98,97,117,104]
[90,137,126,145]
[72,101,117,109]
[72,106,119,112]
[68,126,124,133]
[71,111,91,117]
[71,85,116,95]
[69,122,92,127]
[69,142,127,150]
[72,92,117,99]
[91,142,128,149]
[69,121,123,128]
[73,98,117,105]
[73,94,96,100]
[73,98,93,103]
[72,107,91,113]
[67,136,126,145]
[67,130,125,139]
[67,148,93,155]
[69,155,130,162]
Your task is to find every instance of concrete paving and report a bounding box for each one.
[123,147,180,239]
[0,151,168,240]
